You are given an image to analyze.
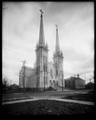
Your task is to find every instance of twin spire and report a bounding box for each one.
[38,9,60,53]
[55,24,60,52]
[39,9,45,46]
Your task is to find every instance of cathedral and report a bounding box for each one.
[19,10,65,90]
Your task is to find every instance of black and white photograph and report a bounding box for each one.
[2,2,94,115]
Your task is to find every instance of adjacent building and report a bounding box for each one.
[65,75,85,89]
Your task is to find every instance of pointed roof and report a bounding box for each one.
[54,25,63,58]
[39,9,45,46]
[55,25,60,52]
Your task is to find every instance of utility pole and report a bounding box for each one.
[22,60,26,89]
[62,72,64,91]
[44,64,45,91]
[85,73,86,83]
[62,57,64,91]
[63,70,64,91]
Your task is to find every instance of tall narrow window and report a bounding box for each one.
[50,69,53,78]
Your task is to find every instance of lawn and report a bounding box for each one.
[2,89,94,102]
[2,100,95,115]
[64,90,94,102]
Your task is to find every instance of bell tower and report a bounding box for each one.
[36,9,48,90]
[53,25,64,89]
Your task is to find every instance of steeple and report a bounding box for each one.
[53,25,64,89]
[55,25,60,52]
[39,9,45,46]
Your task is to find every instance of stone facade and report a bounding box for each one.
[19,66,37,88]
[19,11,64,90]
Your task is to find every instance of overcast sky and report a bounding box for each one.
[2,2,94,85]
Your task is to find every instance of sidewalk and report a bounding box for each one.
[2,97,94,106]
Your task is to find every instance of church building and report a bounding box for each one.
[19,10,64,90]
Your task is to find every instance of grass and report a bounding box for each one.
[2,100,95,115]
[2,89,95,103]
[64,91,94,102]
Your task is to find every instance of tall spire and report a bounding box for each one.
[39,9,45,46]
[55,25,60,52]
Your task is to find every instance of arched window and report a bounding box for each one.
[57,81,58,86]
[56,69,58,76]
[50,69,53,78]
[45,77,47,84]
[50,80,52,86]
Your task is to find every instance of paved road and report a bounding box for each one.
[2,97,94,106]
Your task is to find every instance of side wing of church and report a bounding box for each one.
[19,10,64,90]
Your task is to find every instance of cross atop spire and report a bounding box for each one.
[40,9,44,15]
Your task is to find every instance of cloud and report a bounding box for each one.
[2,2,94,84]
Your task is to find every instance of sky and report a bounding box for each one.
[2,2,94,85]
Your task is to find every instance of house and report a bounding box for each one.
[65,75,85,89]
